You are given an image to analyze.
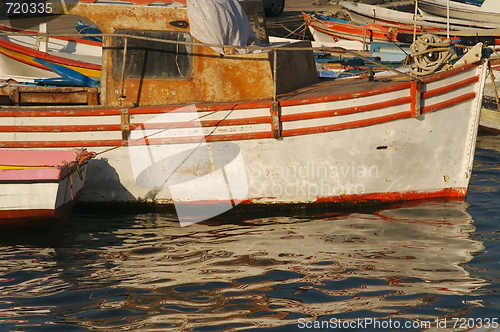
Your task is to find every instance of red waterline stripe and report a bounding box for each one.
[0,190,83,226]
[421,92,476,114]
[171,187,467,207]
[282,110,412,137]
[315,187,467,203]
[281,96,412,122]
[0,209,56,224]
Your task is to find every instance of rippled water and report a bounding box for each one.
[1,133,500,332]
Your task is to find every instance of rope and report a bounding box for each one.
[74,150,97,180]
[409,34,457,77]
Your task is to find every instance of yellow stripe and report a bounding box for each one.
[0,165,55,169]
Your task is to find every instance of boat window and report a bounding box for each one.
[112,29,192,79]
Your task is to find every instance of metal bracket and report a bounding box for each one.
[270,101,282,140]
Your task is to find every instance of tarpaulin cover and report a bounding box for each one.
[187,0,257,54]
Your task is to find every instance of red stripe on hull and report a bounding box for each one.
[129,131,274,145]
[423,76,479,99]
[132,116,272,130]
[281,96,412,122]
[280,82,412,107]
[282,110,412,137]
[0,116,273,133]
[422,92,476,114]
[420,63,477,83]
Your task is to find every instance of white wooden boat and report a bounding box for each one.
[419,0,500,27]
[0,0,488,224]
[340,1,500,30]
[0,150,94,226]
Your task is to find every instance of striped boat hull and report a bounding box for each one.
[0,63,487,210]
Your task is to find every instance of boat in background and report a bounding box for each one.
[303,12,458,46]
[304,11,500,52]
[418,0,500,27]
[0,25,101,81]
[0,150,95,227]
[340,1,500,30]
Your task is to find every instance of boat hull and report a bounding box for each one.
[0,151,89,226]
[0,172,86,225]
[418,0,500,26]
[0,63,487,211]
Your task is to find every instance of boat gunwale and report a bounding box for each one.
[0,35,102,71]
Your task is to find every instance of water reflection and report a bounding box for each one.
[0,200,487,331]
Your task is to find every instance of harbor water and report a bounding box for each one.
[1,132,499,331]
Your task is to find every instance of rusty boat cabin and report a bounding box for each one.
[0,0,329,109]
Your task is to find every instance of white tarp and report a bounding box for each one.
[187,0,257,54]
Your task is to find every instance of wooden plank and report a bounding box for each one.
[20,91,90,104]
[0,86,101,105]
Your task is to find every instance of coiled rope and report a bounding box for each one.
[410,34,457,77]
